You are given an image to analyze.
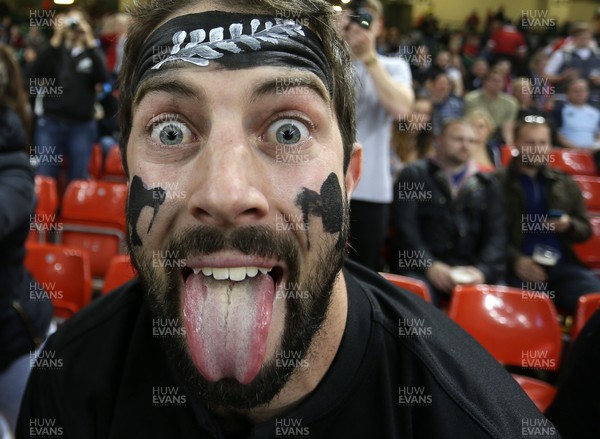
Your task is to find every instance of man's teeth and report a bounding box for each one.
[191,267,272,281]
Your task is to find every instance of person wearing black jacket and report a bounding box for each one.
[27,8,108,183]
[0,43,52,436]
[391,119,506,305]
[18,1,555,438]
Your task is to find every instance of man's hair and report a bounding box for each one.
[566,77,588,92]
[439,118,473,137]
[119,0,356,174]
[514,117,551,141]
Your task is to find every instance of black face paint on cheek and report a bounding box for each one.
[127,175,167,246]
[295,173,344,250]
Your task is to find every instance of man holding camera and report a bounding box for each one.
[27,9,109,183]
[338,0,414,271]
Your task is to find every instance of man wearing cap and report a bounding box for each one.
[17,1,559,437]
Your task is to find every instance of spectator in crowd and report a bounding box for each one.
[546,309,600,439]
[495,119,600,313]
[393,97,434,168]
[544,22,600,105]
[463,57,488,92]
[465,10,480,33]
[27,9,109,183]
[430,50,464,97]
[406,43,432,91]
[528,51,553,111]
[427,70,463,136]
[391,119,506,305]
[17,1,556,437]
[485,18,527,70]
[553,78,600,149]
[338,0,414,271]
[99,12,129,85]
[464,68,518,145]
[492,58,513,93]
[465,109,498,170]
[513,76,558,146]
[0,43,52,437]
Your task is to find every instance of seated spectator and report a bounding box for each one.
[431,50,464,97]
[426,70,463,136]
[465,68,519,144]
[465,109,498,170]
[463,57,488,92]
[544,22,600,106]
[392,98,435,175]
[495,118,600,313]
[492,58,513,94]
[528,51,553,111]
[553,78,600,149]
[391,119,506,305]
[513,76,558,145]
[485,19,527,72]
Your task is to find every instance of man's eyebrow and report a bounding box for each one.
[250,74,330,105]
[133,72,205,107]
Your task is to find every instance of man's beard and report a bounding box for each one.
[127,210,348,411]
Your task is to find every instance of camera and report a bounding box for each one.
[65,17,80,30]
[348,0,373,30]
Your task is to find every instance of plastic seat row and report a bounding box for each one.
[378,274,600,412]
[25,245,136,320]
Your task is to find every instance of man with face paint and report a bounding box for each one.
[18,1,559,438]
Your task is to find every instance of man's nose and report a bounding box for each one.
[186,128,269,227]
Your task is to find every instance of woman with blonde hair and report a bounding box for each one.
[465,109,499,172]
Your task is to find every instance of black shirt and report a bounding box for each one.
[17,260,558,438]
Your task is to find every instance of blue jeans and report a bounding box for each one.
[33,116,97,182]
[508,260,600,314]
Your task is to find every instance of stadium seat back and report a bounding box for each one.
[29,176,59,243]
[573,175,600,215]
[550,148,597,176]
[379,272,432,302]
[573,217,600,270]
[102,146,126,182]
[102,254,137,294]
[59,180,128,277]
[573,292,600,339]
[25,243,92,319]
[448,285,562,370]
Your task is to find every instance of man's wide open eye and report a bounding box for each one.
[266,119,310,145]
[150,121,194,146]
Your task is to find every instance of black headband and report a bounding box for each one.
[132,11,333,96]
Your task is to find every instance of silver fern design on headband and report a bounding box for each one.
[152,18,306,69]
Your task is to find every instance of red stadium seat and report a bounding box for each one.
[28,176,59,243]
[25,243,92,320]
[572,293,600,339]
[549,148,597,176]
[573,217,600,271]
[102,254,137,294]
[102,145,126,182]
[88,143,103,180]
[379,272,432,302]
[572,175,600,216]
[449,284,562,412]
[500,145,517,166]
[58,180,128,278]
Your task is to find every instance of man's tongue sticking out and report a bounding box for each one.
[182,269,276,384]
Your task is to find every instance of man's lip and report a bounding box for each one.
[184,252,285,271]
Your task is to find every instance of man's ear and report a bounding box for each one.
[345,143,362,199]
